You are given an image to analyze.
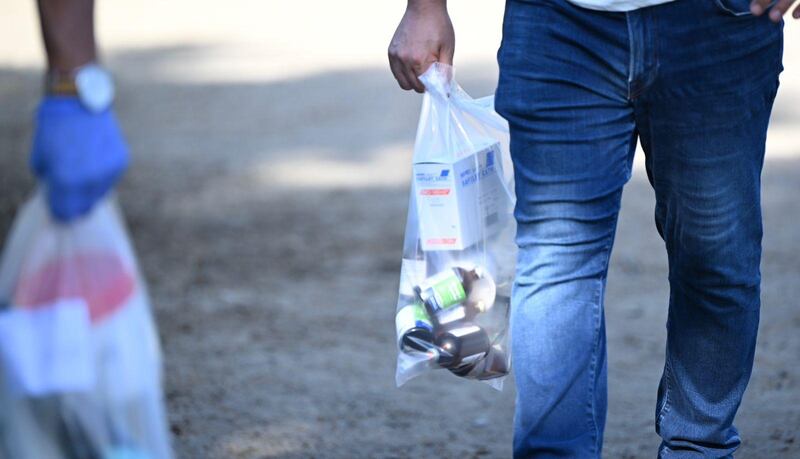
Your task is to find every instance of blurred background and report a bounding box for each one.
[1,1,798,458]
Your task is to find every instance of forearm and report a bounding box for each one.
[37,0,96,73]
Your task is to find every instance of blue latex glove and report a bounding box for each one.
[30,96,129,222]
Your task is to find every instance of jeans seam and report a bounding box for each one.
[657,342,674,427]
[647,90,672,431]
[586,224,617,457]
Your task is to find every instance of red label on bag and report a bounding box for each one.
[420,189,451,196]
[14,252,136,324]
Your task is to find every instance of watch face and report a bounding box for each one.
[75,64,115,113]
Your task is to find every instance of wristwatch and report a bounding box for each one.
[45,63,115,114]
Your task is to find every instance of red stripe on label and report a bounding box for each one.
[420,189,450,196]
[426,238,457,245]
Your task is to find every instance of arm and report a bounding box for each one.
[31,0,128,222]
[38,0,96,73]
[388,0,455,93]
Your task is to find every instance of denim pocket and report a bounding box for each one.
[715,0,775,16]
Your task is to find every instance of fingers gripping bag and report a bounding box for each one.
[395,63,516,390]
[0,191,173,459]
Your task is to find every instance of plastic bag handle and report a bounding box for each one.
[419,63,455,100]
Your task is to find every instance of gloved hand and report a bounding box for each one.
[30,96,129,222]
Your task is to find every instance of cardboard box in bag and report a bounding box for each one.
[413,142,508,251]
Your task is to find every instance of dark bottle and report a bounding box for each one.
[433,323,490,369]
[450,345,509,379]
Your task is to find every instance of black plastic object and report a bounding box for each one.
[434,323,491,369]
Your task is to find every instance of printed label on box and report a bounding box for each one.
[413,142,509,251]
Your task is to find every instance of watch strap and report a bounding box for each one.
[45,69,82,96]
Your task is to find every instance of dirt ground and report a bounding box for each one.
[1,2,799,458]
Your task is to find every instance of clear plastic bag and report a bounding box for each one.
[0,191,173,459]
[395,63,516,390]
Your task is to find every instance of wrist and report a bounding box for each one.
[407,0,447,14]
[43,63,115,113]
[48,52,97,75]
[45,69,80,96]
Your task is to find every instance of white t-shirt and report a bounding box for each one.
[569,0,675,11]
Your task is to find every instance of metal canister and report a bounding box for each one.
[395,302,434,352]
[464,275,497,315]
[433,323,490,369]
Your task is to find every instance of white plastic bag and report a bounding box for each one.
[0,191,173,459]
[395,63,517,389]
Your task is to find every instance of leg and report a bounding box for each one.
[496,1,634,456]
[634,1,783,456]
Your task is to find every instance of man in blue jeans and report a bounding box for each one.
[389,0,790,457]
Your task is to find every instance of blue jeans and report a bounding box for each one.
[495,0,783,457]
